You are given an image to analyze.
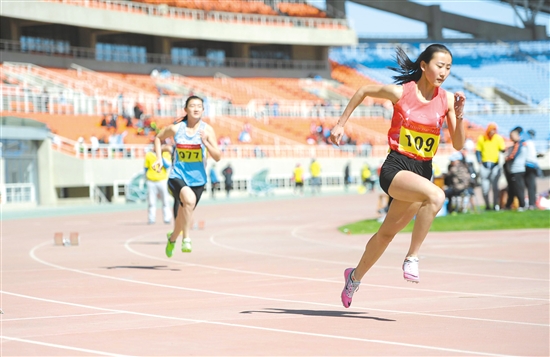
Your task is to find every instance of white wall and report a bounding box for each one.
[51,149,473,187]
[3,2,357,46]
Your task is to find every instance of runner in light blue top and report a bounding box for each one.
[170,120,208,186]
[153,96,221,257]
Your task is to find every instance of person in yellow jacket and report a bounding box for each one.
[361,163,373,191]
[310,158,321,194]
[476,122,506,210]
[144,144,172,224]
[293,163,304,195]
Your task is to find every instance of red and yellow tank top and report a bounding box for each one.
[388,81,448,161]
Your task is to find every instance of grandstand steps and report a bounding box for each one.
[343,117,388,145]
[329,61,390,107]
[215,116,303,145]
[240,78,323,102]
[192,77,275,105]
[299,79,350,102]
[68,64,161,98]
[2,63,88,95]
[165,74,232,102]
[214,72,277,102]
[0,111,169,145]
[224,116,310,144]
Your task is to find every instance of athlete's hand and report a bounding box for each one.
[152,160,163,172]
[199,129,209,144]
[454,91,466,119]
[330,125,344,146]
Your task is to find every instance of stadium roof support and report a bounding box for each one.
[501,0,549,26]
[342,0,548,40]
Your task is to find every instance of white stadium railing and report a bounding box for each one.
[54,134,464,160]
[52,0,349,29]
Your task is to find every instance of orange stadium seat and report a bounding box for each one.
[240,78,323,101]
[277,3,327,18]
[10,102,34,112]
[330,61,390,106]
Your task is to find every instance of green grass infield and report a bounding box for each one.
[339,209,550,235]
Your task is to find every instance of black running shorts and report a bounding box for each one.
[379,150,433,198]
[167,178,205,218]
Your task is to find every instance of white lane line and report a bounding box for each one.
[0,335,132,357]
[207,227,549,282]
[205,232,549,300]
[1,312,120,322]
[28,240,549,327]
[291,224,550,265]
[0,291,518,357]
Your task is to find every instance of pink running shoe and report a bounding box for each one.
[403,257,419,283]
[341,268,360,308]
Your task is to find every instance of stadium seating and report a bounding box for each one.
[277,2,327,18]
[329,41,549,148]
[452,62,550,105]
[134,0,279,16]
[2,40,548,153]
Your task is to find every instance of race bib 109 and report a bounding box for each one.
[176,144,203,162]
[398,126,440,159]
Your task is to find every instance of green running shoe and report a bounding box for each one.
[181,237,192,253]
[165,231,175,258]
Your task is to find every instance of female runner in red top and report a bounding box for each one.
[330,44,466,308]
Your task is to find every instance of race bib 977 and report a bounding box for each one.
[176,144,203,162]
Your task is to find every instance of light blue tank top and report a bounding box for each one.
[170,120,207,186]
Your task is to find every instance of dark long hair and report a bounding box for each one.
[174,95,204,124]
[389,44,452,85]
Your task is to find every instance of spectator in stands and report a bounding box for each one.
[123,110,133,128]
[134,103,143,120]
[329,44,466,307]
[117,92,124,115]
[152,95,221,257]
[504,127,527,211]
[524,129,542,210]
[100,114,108,127]
[272,101,279,117]
[306,133,317,145]
[209,164,220,199]
[144,145,172,225]
[218,134,229,151]
[222,163,233,198]
[89,134,99,156]
[74,136,85,154]
[238,122,252,143]
[476,123,505,211]
[322,126,332,144]
[108,113,117,129]
[42,88,49,112]
[309,158,321,194]
[310,120,319,135]
[293,163,304,195]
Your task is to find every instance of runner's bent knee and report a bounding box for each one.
[425,186,445,209]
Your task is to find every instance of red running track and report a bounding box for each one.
[1,193,548,356]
